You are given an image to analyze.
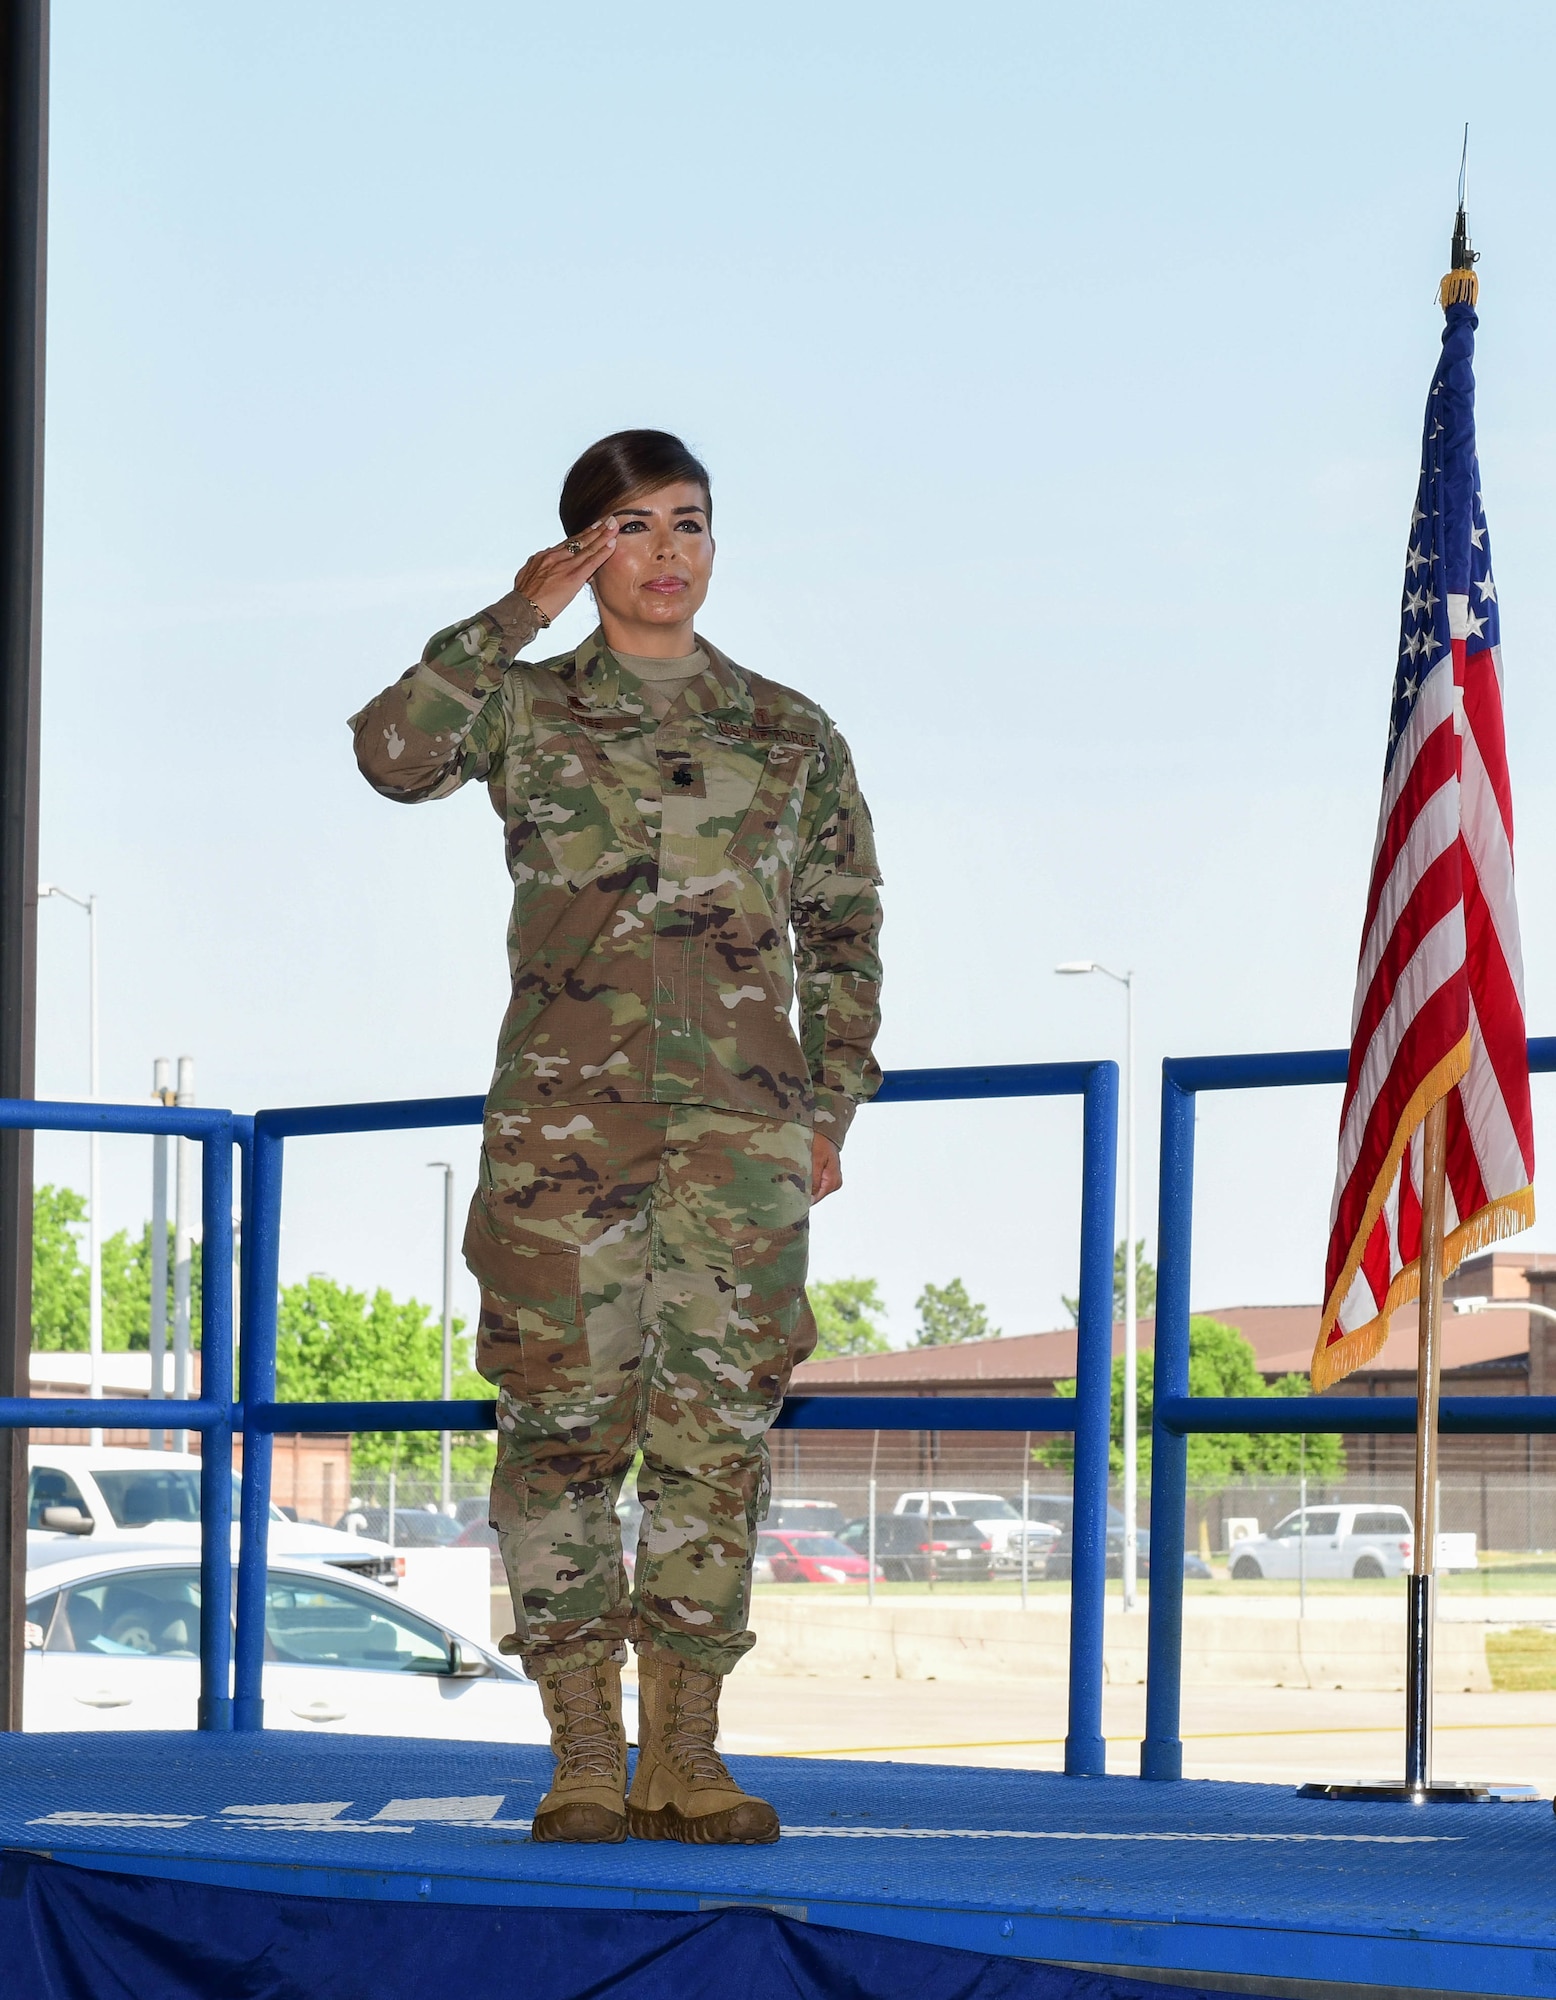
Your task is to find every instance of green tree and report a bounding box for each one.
[275,1273,490,1474]
[807,1277,889,1358]
[1250,1374,1346,1479]
[1034,1317,1344,1482]
[31,1185,204,1352]
[101,1220,202,1351]
[32,1184,89,1349]
[913,1277,998,1347]
[1062,1238,1157,1327]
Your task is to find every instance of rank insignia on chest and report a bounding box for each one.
[658,750,706,798]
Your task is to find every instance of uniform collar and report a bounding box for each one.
[564,628,754,721]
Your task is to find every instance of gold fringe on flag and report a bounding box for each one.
[1439,267,1480,308]
[1313,1181,1534,1391]
[1310,1035,1473,1391]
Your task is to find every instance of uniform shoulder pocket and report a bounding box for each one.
[727,741,813,873]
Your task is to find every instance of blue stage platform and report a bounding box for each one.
[1,1735,1553,2000]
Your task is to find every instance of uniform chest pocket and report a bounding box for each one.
[513,713,655,885]
[726,741,812,877]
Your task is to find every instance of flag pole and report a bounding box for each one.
[1305,1093,1528,1800]
[1299,161,1539,1802]
[1405,1097,1447,1793]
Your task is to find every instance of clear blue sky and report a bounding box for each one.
[33,2,1556,1347]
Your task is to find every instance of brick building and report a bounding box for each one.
[781,1252,1556,1526]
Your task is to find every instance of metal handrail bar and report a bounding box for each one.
[0,1398,227,1429]
[245,1066,1114,1140]
[232,1061,1120,1776]
[0,1098,235,1139]
[0,1096,235,1730]
[1158,1395,1556,1435]
[1141,1034,1556,1782]
[239,1394,1084,1436]
[778,1395,1078,1432]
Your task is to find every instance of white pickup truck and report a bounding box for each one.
[27,1446,397,1585]
[892,1489,1061,1565]
[1228,1503,1477,1580]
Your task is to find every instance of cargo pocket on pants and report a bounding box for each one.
[464,1189,582,1381]
[463,1189,582,1315]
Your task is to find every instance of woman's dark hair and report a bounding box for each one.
[559,430,712,539]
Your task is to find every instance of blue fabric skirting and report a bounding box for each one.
[0,1852,1282,2000]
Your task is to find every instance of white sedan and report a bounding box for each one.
[23,1547,628,1743]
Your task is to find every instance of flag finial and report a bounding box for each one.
[1440,126,1479,307]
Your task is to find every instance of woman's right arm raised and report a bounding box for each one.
[349,519,618,803]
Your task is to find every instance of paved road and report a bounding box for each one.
[714,1674,1556,1790]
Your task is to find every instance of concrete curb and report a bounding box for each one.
[744,1596,1492,1691]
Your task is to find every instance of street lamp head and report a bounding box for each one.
[426,1160,452,1172]
[1054,961,1097,976]
[38,882,90,912]
[1451,1296,1491,1313]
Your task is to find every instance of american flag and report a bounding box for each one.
[1313,299,1534,1391]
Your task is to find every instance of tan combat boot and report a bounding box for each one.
[627,1652,779,1844]
[530,1656,628,1843]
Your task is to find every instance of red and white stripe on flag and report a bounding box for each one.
[1314,302,1533,1391]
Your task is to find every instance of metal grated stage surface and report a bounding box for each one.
[2,1733,1554,1997]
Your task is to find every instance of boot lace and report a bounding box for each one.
[550,1667,621,1781]
[663,1668,734,1786]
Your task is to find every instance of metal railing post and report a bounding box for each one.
[1142,1064,1194,1780]
[234,1114,253,1380]
[1065,1057,1117,1776]
[233,1119,283,1730]
[196,1119,234,1731]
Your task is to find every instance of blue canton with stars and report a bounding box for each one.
[1387,301,1499,777]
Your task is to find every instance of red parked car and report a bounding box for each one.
[755,1528,880,1584]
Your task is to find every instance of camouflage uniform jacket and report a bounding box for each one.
[351,592,884,1142]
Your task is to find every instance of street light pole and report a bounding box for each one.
[1057,958,1138,1610]
[148,1057,171,1451]
[428,1161,455,1512]
[172,1055,194,1455]
[40,884,100,1443]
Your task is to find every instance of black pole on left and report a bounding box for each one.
[0,0,47,1733]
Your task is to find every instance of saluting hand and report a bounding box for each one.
[515,518,619,624]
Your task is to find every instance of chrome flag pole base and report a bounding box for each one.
[1297,1781,1542,1804]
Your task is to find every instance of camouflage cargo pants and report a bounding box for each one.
[463,1102,814,1676]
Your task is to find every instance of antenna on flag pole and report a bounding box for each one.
[1441,125,1479,308]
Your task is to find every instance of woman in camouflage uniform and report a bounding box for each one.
[352,431,883,1844]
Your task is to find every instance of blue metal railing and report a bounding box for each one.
[1141,1035,1556,1781]
[0,1097,237,1729]
[231,1060,1121,1776]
